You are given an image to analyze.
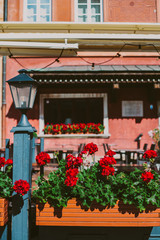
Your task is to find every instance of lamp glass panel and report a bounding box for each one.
[17,85,31,108]
[29,85,37,108]
[10,85,19,108]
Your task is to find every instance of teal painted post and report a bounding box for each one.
[31,136,36,163]
[5,139,10,160]
[40,138,44,175]
[0,226,7,240]
[11,126,35,240]
[149,227,160,240]
[40,138,44,152]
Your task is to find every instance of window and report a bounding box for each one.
[75,0,103,22]
[122,101,143,117]
[39,93,109,135]
[24,0,51,22]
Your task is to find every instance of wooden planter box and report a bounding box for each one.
[36,199,160,227]
[0,198,8,226]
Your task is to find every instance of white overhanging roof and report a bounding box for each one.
[0,22,160,56]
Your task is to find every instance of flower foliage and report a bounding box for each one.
[36,152,51,166]
[13,179,30,196]
[115,168,160,212]
[0,157,13,198]
[33,148,160,211]
[43,123,105,135]
[0,171,13,198]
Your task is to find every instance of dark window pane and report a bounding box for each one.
[44,98,103,125]
[91,0,100,3]
[78,0,87,3]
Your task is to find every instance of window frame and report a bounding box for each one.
[75,0,103,23]
[23,0,52,22]
[39,93,109,136]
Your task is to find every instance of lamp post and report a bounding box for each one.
[7,73,38,240]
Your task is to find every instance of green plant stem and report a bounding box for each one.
[76,184,85,189]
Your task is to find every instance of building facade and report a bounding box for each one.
[3,0,160,156]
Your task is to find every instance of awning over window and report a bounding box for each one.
[20,65,160,84]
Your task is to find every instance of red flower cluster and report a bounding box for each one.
[106,150,116,157]
[13,179,30,196]
[36,152,51,166]
[99,150,116,176]
[0,157,13,168]
[5,159,13,165]
[64,154,83,187]
[0,157,5,168]
[101,165,115,176]
[66,154,83,168]
[143,150,157,160]
[99,156,116,167]
[43,123,105,135]
[83,142,98,155]
[141,171,154,183]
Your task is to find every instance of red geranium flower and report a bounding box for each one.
[143,150,157,160]
[13,179,30,196]
[64,176,78,187]
[84,142,98,155]
[106,150,116,157]
[66,168,79,177]
[141,171,154,183]
[99,156,116,167]
[0,157,5,168]
[74,157,83,167]
[101,166,115,176]
[36,152,51,166]
[66,154,83,168]
[5,159,13,165]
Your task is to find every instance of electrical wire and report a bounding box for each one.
[7,43,160,70]
[41,49,64,69]
[8,48,28,69]
[73,44,127,66]
[8,48,64,70]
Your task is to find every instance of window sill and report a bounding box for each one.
[37,134,110,139]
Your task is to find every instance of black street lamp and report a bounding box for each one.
[7,72,38,240]
[7,72,38,128]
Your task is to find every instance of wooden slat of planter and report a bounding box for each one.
[36,199,160,227]
[0,199,8,226]
[36,212,160,218]
[36,221,160,227]
[37,207,160,214]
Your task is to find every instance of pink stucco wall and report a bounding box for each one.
[6,57,160,157]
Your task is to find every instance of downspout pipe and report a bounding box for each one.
[2,0,8,147]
